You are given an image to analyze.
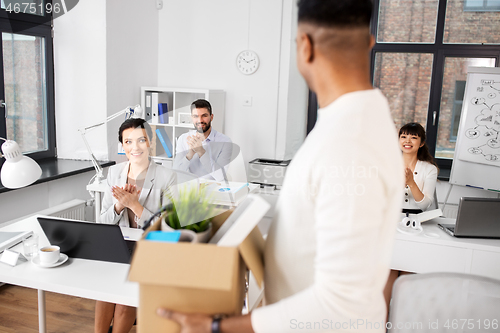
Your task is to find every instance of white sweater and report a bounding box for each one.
[402,160,438,211]
[251,89,404,332]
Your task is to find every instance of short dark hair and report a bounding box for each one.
[118,118,152,144]
[190,99,212,115]
[297,0,373,28]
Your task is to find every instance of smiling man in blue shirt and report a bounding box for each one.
[173,99,233,181]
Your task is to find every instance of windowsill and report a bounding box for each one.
[0,158,116,194]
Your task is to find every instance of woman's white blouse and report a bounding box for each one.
[403,160,438,211]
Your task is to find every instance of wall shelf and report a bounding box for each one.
[140,87,225,167]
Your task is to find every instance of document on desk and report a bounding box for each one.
[0,231,33,253]
[205,182,249,203]
[120,227,144,241]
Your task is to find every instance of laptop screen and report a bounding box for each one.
[455,197,500,238]
[38,217,132,264]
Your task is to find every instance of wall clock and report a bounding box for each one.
[236,50,260,75]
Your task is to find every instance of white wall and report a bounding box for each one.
[54,0,159,161]
[275,0,308,160]
[157,0,307,163]
[0,171,94,225]
[55,0,306,163]
[106,0,159,158]
[54,0,108,160]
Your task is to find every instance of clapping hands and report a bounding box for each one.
[186,133,206,159]
[113,183,141,214]
[404,167,414,186]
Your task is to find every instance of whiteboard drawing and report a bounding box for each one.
[450,67,500,191]
[457,79,500,167]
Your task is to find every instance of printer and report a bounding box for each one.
[248,158,290,188]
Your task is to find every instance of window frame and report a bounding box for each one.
[449,80,466,142]
[369,0,500,172]
[463,0,500,12]
[306,0,500,173]
[0,2,56,164]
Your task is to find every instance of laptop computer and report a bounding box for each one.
[438,197,500,239]
[37,217,136,264]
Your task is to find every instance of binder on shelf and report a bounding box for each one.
[151,93,159,124]
[158,103,168,124]
[155,128,173,158]
[145,92,152,122]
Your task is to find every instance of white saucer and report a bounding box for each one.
[32,253,69,268]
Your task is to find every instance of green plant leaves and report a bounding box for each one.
[162,187,215,233]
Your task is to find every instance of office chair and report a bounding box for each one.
[429,188,439,210]
[226,148,247,183]
[388,272,500,332]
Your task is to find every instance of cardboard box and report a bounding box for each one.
[128,210,264,333]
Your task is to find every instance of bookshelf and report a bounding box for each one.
[140,87,225,167]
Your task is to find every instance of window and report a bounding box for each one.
[0,1,55,165]
[370,0,500,170]
[464,0,500,12]
[449,80,466,142]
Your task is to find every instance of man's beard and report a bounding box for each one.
[196,122,211,133]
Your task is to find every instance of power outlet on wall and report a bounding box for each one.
[243,96,253,106]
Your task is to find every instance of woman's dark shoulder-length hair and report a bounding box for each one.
[399,122,439,171]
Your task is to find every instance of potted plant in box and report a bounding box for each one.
[160,187,216,243]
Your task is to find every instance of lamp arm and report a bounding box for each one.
[78,105,139,134]
[80,129,104,183]
[77,104,141,185]
[106,106,134,122]
[81,121,106,132]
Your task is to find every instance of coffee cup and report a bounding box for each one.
[38,246,60,265]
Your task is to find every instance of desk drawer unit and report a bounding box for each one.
[391,240,471,274]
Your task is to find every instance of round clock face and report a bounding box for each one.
[236,50,259,75]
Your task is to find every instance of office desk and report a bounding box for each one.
[392,217,500,280]
[0,215,138,333]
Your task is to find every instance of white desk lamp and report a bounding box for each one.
[0,138,42,189]
[78,105,143,185]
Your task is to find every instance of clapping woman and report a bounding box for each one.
[399,122,438,213]
[96,118,176,333]
[384,122,439,319]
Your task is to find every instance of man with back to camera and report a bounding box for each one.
[158,0,404,332]
[173,99,233,181]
